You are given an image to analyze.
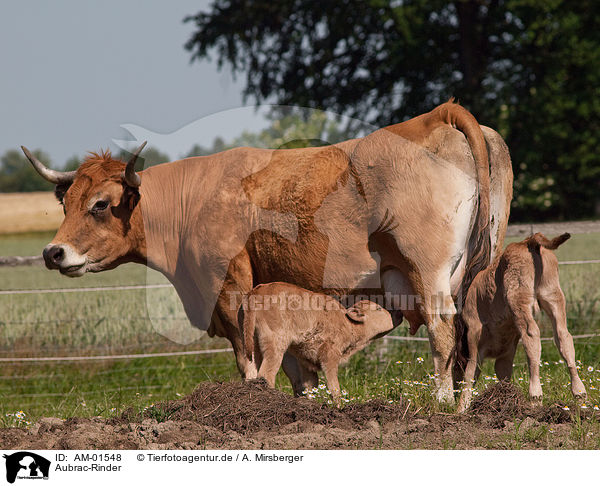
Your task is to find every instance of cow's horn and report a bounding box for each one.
[122,141,146,188]
[21,146,76,185]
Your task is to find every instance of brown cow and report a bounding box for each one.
[22,100,513,403]
[241,282,394,405]
[456,233,586,412]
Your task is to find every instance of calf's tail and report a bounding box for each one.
[527,232,571,251]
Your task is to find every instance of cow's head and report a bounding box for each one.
[22,143,147,277]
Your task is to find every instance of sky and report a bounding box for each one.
[0,1,270,165]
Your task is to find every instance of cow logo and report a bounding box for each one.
[3,452,51,483]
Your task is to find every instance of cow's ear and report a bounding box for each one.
[121,184,140,211]
[54,183,70,203]
[345,306,366,324]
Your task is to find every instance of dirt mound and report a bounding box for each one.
[470,380,528,426]
[1,380,598,450]
[120,379,408,433]
[469,380,590,427]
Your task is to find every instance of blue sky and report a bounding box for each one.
[0,1,269,165]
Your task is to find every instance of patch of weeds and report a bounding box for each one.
[524,424,548,444]
[2,411,32,428]
[144,404,183,423]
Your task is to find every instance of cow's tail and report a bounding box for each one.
[438,101,492,380]
[241,293,255,362]
[527,232,570,252]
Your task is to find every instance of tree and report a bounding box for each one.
[0,149,54,192]
[185,0,600,221]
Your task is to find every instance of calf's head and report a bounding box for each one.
[21,143,147,277]
[345,300,394,338]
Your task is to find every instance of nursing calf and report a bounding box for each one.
[241,282,394,405]
[457,233,586,412]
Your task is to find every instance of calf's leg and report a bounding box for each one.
[257,340,285,388]
[321,358,342,407]
[538,290,586,398]
[494,337,519,381]
[457,314,482,413]
[511,304,543,400]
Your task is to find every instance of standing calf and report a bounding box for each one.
[457,233,586,412]
[240,282,394,405]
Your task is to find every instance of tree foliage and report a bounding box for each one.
[0,146,171,193]
[0,150,54,192]
[185,0,600,221]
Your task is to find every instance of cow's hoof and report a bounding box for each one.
[436,388,455,405]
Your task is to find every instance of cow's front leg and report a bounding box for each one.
[210,306,258,380]
[213,249,258,380]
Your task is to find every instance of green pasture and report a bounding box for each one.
[1,231,599,446]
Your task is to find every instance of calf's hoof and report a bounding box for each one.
[528,394,543,407]
[571,381,587,399]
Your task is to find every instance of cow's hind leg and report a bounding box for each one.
[428,313,457,404]
[425,277,458,405]
[382,268,456,404]
[538,288,586,398]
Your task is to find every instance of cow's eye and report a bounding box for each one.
[91,200,109,213]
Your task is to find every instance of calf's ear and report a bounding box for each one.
[345,306,366,323]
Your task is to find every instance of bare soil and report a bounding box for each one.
[1,380,597,450]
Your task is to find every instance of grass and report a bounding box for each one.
[1,230,600,449]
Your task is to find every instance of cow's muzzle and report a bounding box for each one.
[43,245,64,268]
[43,244,87,276]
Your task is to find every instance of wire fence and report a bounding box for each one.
[1,242,598,365]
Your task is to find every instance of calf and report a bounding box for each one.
[457,233,586,412]
[240,282,394,405]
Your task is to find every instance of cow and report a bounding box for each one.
[241,282,395,405]
[22,100,513,403]
[456,233,586,412]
